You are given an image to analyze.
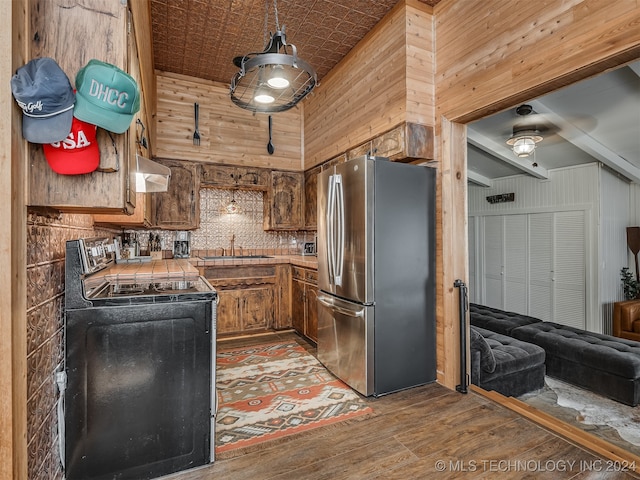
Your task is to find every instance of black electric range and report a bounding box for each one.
[63,238,218,480]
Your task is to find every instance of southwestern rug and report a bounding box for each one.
[215,341,374,458]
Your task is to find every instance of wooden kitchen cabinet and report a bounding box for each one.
[344,123,434,163]
[152,159,200,230]
[303,165,321,230]
[291,266,318,343]
[203,265,278,336]
[217,287,275,333]
[274,265,292,329]
[263,170,304,230]
[28,1,144,212]
[93,192,152,228]
[201,164,269,191]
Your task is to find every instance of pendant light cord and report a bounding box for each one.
[273,0,280,31]
[264,0,281,45]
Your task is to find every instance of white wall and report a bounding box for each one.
[468,163,630,333]
[599,168,631,333]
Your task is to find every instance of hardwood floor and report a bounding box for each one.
[166,331,640,480]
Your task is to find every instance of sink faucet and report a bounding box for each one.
[230,234,235,257]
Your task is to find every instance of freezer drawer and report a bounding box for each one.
[317,293,373,396]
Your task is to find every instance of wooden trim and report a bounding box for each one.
[435,117,468,389]
[433,0,640,397]
[1,1,28,479]
[471,386,640,473]
[129,0,157,158]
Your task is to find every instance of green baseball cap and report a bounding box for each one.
[74,59,140,134]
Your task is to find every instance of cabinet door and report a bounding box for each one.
[304,166,320,230]
[275,265,292,329]
[291,279,305,334]
[217,290,242,334]
[201,164,269,190]
[29,1,133,211]
[305,284,318,343]
[152,159,200,230]
[264,171,303,230]
[240,286,275,331]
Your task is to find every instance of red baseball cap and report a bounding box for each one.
[43,116,100,174]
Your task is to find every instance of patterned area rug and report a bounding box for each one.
[215,341,374,458]
[519,377,640,457]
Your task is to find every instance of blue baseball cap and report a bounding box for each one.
[10,57,75,144]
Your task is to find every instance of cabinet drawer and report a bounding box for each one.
[292,266,317,284]
[203,265,276,280]
[305,269,318,284]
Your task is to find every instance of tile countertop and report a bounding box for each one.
[191,254,318,270]
[88,259,201,287]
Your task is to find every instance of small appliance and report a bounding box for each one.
[302,240,316,256]
[173,231,191,258]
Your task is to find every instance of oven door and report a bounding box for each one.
[64,300,213,480]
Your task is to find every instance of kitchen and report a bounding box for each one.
[3,1,640,479]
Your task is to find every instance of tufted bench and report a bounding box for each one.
[470,303,542,335]
[470,326,546,397]
[511,322,640,406]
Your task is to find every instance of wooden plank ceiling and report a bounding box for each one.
[151,0,441,85]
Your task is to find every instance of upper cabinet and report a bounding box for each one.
[303,165,321,230]
[152,159,200,230]
[28,1,148,212]
[263,171,303,231]
[201,164,269,191]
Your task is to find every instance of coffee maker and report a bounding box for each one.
[173,231,191,258]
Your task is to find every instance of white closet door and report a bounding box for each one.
[554,210,586,329]
[483,216,504,309]
[528,213,554,321]
[504,215,527,312]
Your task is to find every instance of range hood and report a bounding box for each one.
[134,155,171,193]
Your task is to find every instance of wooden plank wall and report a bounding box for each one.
[154,72,303,171]
[2,1,27,479]
[433,0,640,389]
[435,0,640,123]
[303,0,435,168]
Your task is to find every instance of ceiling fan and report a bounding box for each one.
[505,104,548,158]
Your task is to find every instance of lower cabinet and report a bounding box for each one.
[202,265,277,336]
[291,266,318,343]
[217,286,275,333]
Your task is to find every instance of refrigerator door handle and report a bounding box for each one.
[326,174,336,285]
[334,174,344,286]
[317,294,364,317]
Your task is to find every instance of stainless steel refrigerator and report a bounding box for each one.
[317,155,436,397]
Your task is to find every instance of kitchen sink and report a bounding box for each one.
[200,255,274,260]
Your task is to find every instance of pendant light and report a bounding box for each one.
[226,190,241,214]
[230,0,317,113]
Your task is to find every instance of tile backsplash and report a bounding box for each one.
[128,188,314,255]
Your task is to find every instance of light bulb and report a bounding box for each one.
[267,65,289,89]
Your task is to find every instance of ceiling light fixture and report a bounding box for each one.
[506,104,544,158]
[506,129,543,157]
[230,0,317,113]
